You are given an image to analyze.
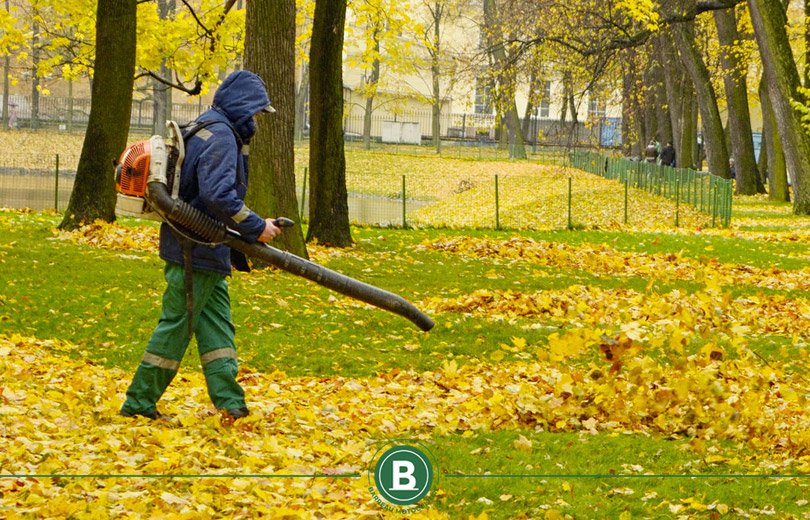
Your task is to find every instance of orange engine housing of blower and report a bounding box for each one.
[116,140,151,197]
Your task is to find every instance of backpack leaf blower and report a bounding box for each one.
[114,121,435,332]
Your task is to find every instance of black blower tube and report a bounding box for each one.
[147,182,435,332]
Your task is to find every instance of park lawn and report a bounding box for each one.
[3,198,810,519]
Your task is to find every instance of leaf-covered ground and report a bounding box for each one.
[3,149,810,517]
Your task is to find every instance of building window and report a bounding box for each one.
[539,80,551,118]
[474,79,493,115]
[588,96,606,118]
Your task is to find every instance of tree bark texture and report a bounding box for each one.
[759,77,789,201]
[749,0,810,212]
[654,73,674,147]
[244,0,308,258]
[306,0,352,247]
[714,7,763,194]
[672,20,731,178]
[657,34,696,168]
[59,0,136,229]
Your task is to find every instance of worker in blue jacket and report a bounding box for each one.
[120,70,281,420]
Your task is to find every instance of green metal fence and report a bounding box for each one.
[0,150,729,230]
[569,151,733,227]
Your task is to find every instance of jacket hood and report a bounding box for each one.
[212,70,272,141]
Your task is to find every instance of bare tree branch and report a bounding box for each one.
[511,0,747,58]
[136,70,202,95]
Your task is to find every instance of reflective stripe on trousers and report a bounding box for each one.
[121,263,246,416]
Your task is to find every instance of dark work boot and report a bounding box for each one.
[120,409,173,421]
[226,407,250,419]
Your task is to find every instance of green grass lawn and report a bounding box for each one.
[2,183,810,518]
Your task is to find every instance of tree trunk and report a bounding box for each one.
[244,0,308,258]
[714,7,764,194]
[294,62,309,140]
[750,0,810,212]
[482,0,526,159]
[673,20,731,178]
[658,33,695,168]
[521,71,538,141]
[31,18,40,131]
[805,0,810,88]
[620,53,638,157]
[151,0,169,136]
[683,97,706,170]
[306,0,351,247]
[59,0,136,229]
[431,3,442,153]
[2,0,8,129]
[644,91,657,145]
[757,125,767,182]
[654,76,673,147]
[760,77,789,201]
[362,38,380,150]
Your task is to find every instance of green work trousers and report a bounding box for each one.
[121,263,246,416]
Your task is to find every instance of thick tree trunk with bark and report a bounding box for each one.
[658,34,696,168]
[714,7,764,194]
[760,77,789,201]
[244,0,308,258]
[59,0,136,229]
[673,20,730,177]
[306,0,352,246]
[654,74,674,147]
[482,0,526,159]
[749,0,810,212]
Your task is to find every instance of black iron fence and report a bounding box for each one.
[3,94,208,134]
[4,93,622,148]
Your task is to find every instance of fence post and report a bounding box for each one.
[712,182,718,228]
[495,174,500,230]
[54,154,59,211]
[402,174,407,228]
[299,167,307,222]
[675,177,680,227]
[567,177,572,230]
[624,178,628,225]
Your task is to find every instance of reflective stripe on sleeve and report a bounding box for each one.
[196,128,213,141]
[232,204,252,224]
[200,348,238,366]
[142,352,181,372]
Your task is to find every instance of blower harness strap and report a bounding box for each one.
[168,119,244,339]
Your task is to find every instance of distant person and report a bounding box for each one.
[644,139,658,163]
[8,103,18,130]
[729,158,736,180]
[660,141,676,167]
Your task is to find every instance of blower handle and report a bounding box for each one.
[273,217,295,228]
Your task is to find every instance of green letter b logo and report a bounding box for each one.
[374,445,434,506]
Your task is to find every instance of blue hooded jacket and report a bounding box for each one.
[159,70,272,275]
